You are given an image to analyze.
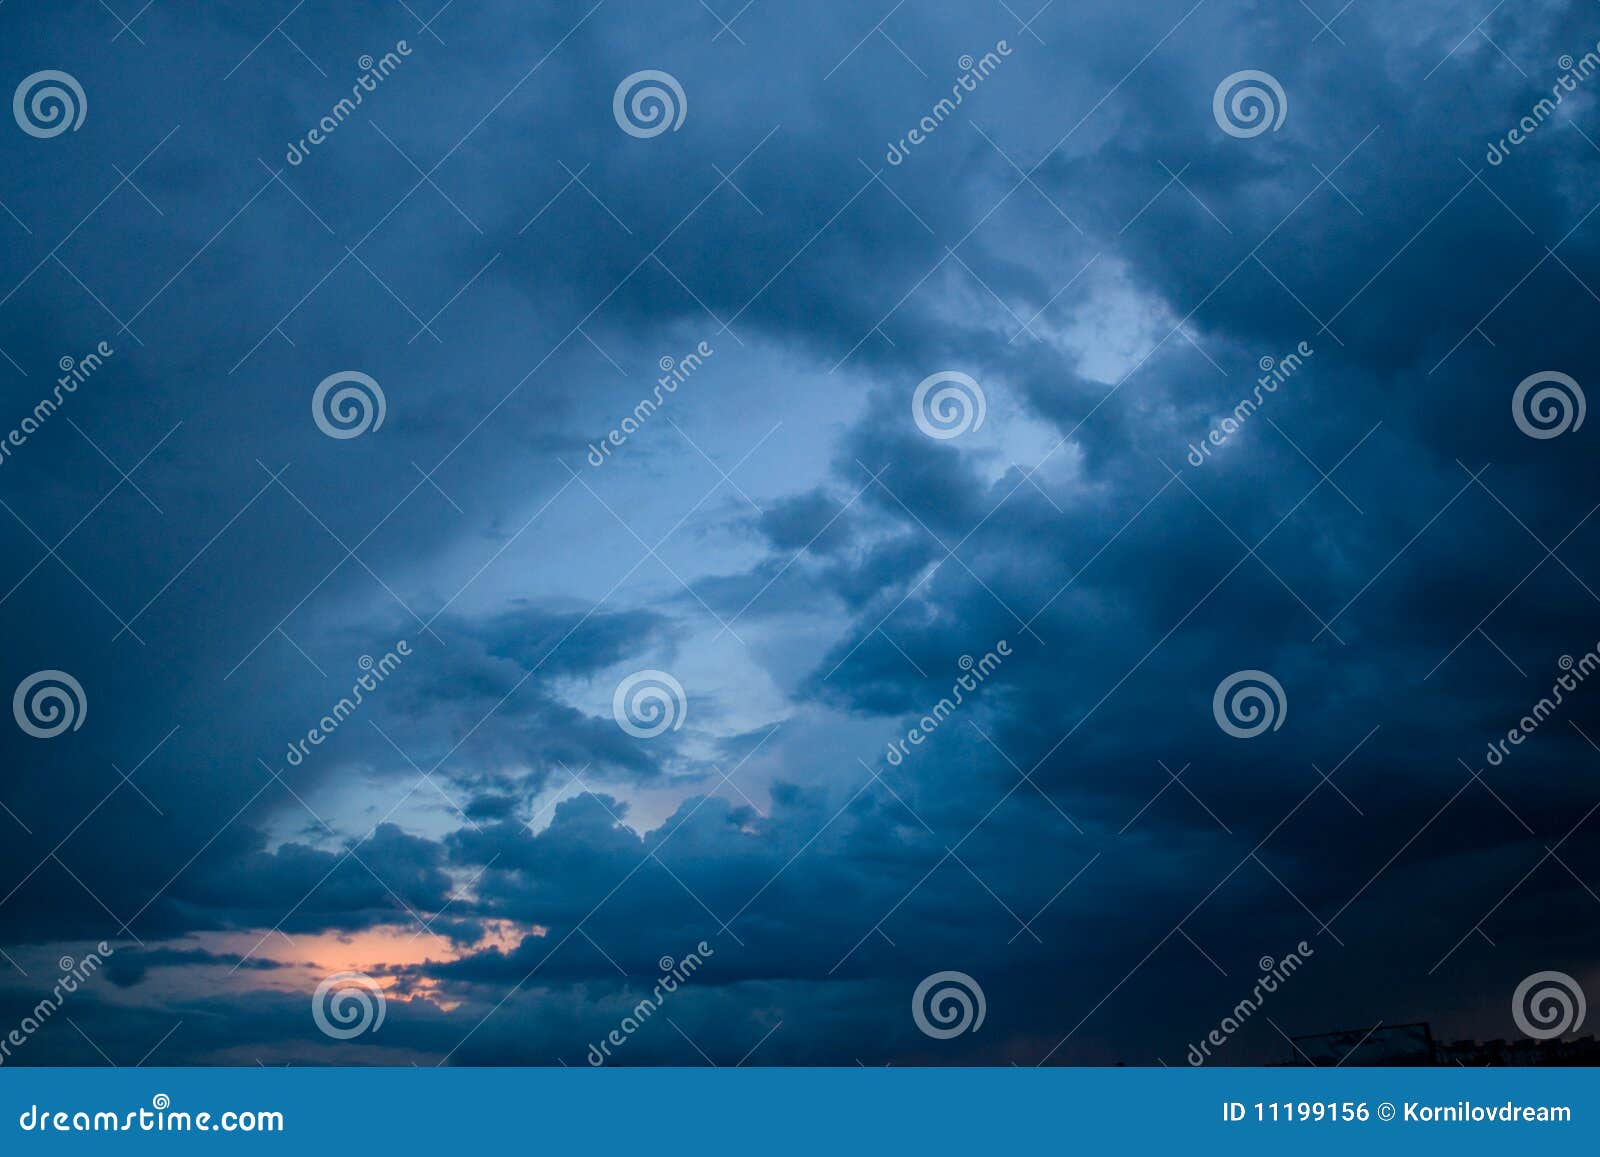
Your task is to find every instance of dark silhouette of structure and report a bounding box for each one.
[1285,1022,1600,1066]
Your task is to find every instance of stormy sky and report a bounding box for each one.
[0,0,1597,1066]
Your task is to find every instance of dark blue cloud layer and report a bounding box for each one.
[0,0,1597,1065]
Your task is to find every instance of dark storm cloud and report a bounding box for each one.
[105,947,297,989]
[0,0,1597,1067]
